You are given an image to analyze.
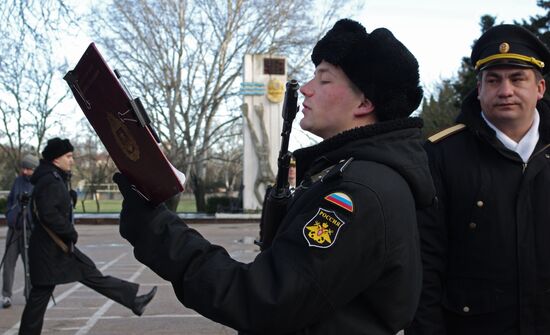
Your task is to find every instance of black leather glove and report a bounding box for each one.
[69,190,78,209]
[113,172,159,245]
[70,230,78,244]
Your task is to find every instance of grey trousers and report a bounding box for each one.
[2,227,28,298]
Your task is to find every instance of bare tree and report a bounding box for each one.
[0,33,70,173]
[208,118,243,195]
[0,0,72,40]
[87,0,359,211]
[0,1,74,174]
[72,121,119,213]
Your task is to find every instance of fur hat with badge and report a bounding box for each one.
[42,137,74,162]
[311,19,423,121]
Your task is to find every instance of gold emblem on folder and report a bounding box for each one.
[107,113,140,161]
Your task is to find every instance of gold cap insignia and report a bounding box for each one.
[499,42,510,54]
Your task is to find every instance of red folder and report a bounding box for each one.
[64,43,185,205]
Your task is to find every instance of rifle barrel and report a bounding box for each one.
[274,80,300,193]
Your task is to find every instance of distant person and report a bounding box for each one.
[114,19,435,334]
[288,155,297,190]
[408,24,550,334]
[1,155,38,308]
[18,138,157,335]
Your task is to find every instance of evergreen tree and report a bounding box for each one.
[517,0,550,48]
[452,15,496,106]
[518,0,550,95]
[421,80,460,139]
[420,16,495,135]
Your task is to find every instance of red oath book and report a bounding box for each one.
[64,42,185,205]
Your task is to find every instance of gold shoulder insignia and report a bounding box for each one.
[428,124,466,143]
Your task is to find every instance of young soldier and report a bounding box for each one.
[115,19,435,334]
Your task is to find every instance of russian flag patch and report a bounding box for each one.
[324,192,353,212]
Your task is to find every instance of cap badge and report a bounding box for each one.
[499,42,510,54]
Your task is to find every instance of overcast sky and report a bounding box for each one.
[358,0,545,94]
[64,1,545,91]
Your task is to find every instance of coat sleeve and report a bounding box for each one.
[5,178,18,225]
[6,178,17,211]
[34,180,78,243]
[129,180,386,334]
[406,143,448,335]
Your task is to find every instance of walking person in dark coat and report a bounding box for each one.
[407,25,550,335]
[18,137,157,335]
[113,19,435,334]
[1,155,38,308]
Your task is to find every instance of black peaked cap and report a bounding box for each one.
[471,24,550,74]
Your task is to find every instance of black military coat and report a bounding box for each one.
[123,118,435,334]
[408,93,550,335]
[29,160,99,286]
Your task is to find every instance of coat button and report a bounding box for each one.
[476,200,484,207]
[469,222,477,229]
[463,306,470,313]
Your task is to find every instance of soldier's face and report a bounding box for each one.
[53,152,74,172]
[299,61,365,139]
[478,67,545,131]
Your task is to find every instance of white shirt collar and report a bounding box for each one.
[481,110,540,163]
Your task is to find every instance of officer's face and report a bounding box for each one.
[53,152,74,173]
[478,67,545,133]
[299,61,366,139]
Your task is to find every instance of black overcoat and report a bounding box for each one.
[124,118,435,334]
[28,160,99,286]
[409,93,550,335]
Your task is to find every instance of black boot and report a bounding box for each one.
[132,286,157,316]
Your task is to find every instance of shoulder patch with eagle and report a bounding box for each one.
[303,208,346,248]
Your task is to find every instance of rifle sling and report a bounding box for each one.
[40,223,69,254]
[33,199,70,254]
[308,158,354,184]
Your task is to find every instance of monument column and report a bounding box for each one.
[241,54,287,211]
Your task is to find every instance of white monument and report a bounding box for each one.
[241,54,287,211]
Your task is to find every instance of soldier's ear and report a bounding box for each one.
[536,78,546,100]
[354,98,375,117]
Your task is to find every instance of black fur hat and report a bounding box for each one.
[312,19,423,121]
[42,137,74,161]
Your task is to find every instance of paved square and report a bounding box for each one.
[0,223,260,335]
